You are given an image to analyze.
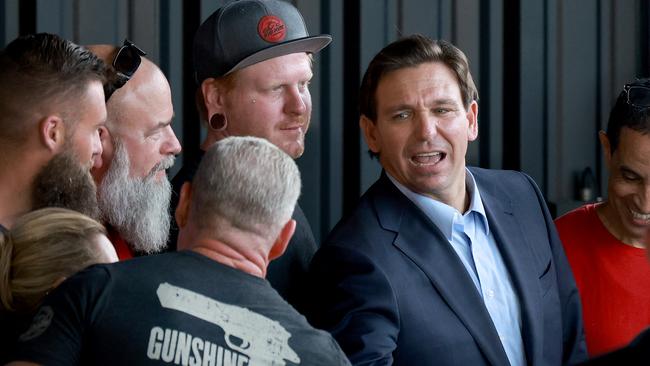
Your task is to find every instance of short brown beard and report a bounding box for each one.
[32,150,100,220]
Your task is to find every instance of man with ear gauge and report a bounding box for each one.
[0,33,107,229]
[170,0,331,309]
[87,41,182,259]
[555,78,650,357]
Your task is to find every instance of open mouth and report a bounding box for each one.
[410,152,445,166]
[630,208,650,223]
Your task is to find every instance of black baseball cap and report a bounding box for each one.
[193,0,332,83]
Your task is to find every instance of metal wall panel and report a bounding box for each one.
[557,0,600,212]
[2,0,19,43]
[455,0,481,166]
[160,0,184,178]
[550,0,639,216]
[295,0,326,239]
[359,0,392,194]
[319,0,345,239]
[35,0,74,39]
[401,0,440,38]
[520,0,546,190]
[483,0,504,170]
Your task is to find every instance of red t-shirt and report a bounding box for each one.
[107,226,134,261]
[555,203,650,356]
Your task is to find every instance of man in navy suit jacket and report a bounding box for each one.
[305,35,588,365]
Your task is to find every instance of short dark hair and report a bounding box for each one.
[359,34,478,122]
[606,78,650,153]
[0,33,107,144]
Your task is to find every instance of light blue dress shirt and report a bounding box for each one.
[387,170,526,366]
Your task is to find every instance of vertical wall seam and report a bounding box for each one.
[594,0,602,197]
[160,0,170,76]
[479,0,491,168]
[342,0,360,215]
[319,0,331,240]
[73,0,79,42]
[555,0,564,201]
[542,0,549,197]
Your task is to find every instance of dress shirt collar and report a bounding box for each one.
[386,168,490,240]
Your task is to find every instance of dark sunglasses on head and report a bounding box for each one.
[105,39,146,100]
[624,84,650,109]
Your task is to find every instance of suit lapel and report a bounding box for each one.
[372,174,510,366]
[474,170,543,365]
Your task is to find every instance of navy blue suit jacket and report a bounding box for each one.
[306,168,587,365]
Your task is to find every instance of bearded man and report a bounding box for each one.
[88,42,181,258]
[0,33,107,229]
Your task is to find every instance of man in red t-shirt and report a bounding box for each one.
[556,78,650,357]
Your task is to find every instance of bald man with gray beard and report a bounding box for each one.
[88,41,182,259]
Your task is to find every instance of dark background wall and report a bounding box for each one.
[1,0,648,241]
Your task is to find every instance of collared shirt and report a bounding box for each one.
[388,170,526,366]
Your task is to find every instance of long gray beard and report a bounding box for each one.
[98,142,173,254]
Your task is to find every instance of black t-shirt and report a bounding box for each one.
[169,151,318,310]
[0,310,32,364]
[12,251,350,366]
[579,328,650,365]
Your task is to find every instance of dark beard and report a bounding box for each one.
[32,151,100,220]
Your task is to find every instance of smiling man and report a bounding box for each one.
[88,43,181,259]
[305,35,587,366]
[555,78,650,357]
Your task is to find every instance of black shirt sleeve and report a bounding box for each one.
[10,265,112,366]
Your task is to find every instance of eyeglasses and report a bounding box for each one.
[105,39,146,100]
[624,84,650,109]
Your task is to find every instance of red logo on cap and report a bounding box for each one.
[257,15,286,43]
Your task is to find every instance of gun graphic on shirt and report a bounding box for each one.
[156,282,300,366]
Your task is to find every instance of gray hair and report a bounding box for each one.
[190,136,301,240]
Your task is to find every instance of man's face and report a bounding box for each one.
[361,62,478,204]
[602,127,650,246]
[107,70,180,181]
[31,81,105,219]
[221,52,313,158]
[68,80,106,170]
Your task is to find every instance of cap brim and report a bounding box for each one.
[226,34,332,75]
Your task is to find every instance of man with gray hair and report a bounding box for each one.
[9,136,350,366]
